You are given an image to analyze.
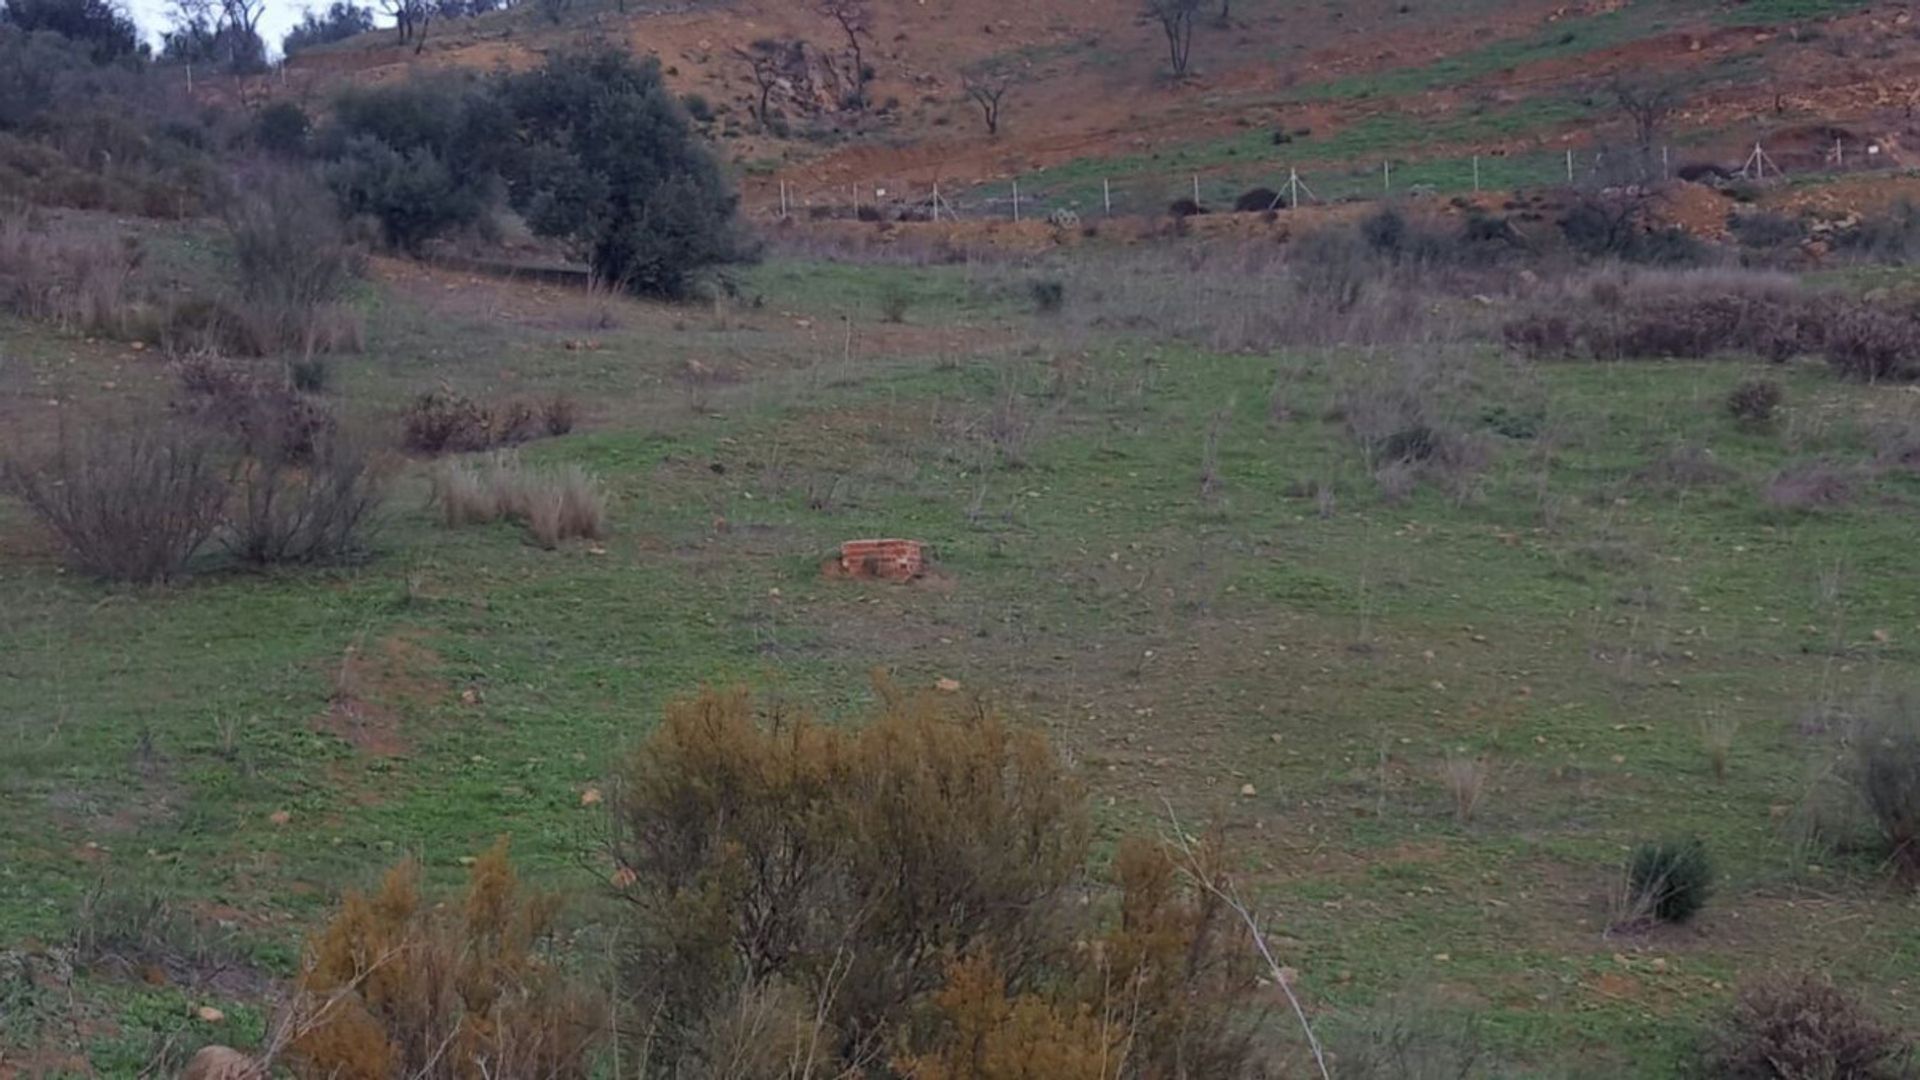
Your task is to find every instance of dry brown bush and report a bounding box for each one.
[610,680,1271,1078]
[225,170,364,359]
[2,421,227,582]
[224,423,389,566]
[1702,974,1913,1079]
[1763,460,1857,513]
[286,839,601,1080]
[1503,268,1831,362]
[401,389,559,456]
[0,209,144,337]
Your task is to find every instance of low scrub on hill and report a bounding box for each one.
[276,679,1285,1078]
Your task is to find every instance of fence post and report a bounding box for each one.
[186,63,193,95]
[932,181,940,222]
[851,184,858,216]
[1472,155,1480,193]
[1383,160,1390,194]
[1103,178,1112,216]
[1012,179,1020,222]
[1192,174,1200,207]
[1662,145,1670,180]
[1565,148,1573,183]
[1288,168,1299,209]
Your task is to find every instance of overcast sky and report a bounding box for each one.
[123,0,310,56]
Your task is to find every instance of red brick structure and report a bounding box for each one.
[839,538,926,581]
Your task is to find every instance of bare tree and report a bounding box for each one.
[1144,0,1202,79]
[738,38,795,128]
[1611,72,1685,180]
[962,69,1016,136]
[818,0,870,109]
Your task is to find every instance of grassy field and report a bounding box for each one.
[4,224,1920,1075]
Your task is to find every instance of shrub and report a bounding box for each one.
[254,102,312,157]
[290,356,330,394]
[0,0,143,63]
[1834,200,1920,265]
[878,279,911,322]
[172,353,337,462]
[226,171,363,356]
[612,680,1093,1072]
[1727,379,1783,425]
[1729,209,1806,250]
[609,681,1266,1077]
[400,388,494,454]
[497,47,745,298]
[1764,460,1855,513]
[287,840,601,1079]
[1,423,227,583]
[1620,838,1712,927]
[317,78,504,252]
[0,210,144,338]
[1824,305,1920,382]
[1029,277,1065,314]
[224,425,387,566]
[1703,974,1912,1079]
[541,394,579,436]
[1845,699,1920,882]
[1233,187,1280,213]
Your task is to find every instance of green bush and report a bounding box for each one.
[1727,378,1784,425]
[0,0,142,63]
[1835,201,1920,265]
[1029,277,1066,313]
[254,101,311,156]
[1623,837,1712,926]
[317,78,505,251]
[1847,699,1920,883]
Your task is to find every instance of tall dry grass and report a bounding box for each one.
[429,455,607,547]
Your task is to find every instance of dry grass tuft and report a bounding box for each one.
[430,456,607,547]
[1697,713,1740,783]
[1439,754,1492,823]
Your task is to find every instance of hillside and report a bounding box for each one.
[281,0,1920,220]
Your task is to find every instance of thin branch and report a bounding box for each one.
[1161,799,1330,1080]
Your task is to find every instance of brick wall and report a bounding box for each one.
[839,538,926,581]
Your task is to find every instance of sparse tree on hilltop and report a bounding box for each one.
[1611,71,1685,182]
[962,67,1017,136]
[1145,0,1201,79]
[818,0,870,109]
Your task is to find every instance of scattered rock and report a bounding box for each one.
[935,678,961,693]
[580,787,603,806]
[267,810,291,826]
[181,1045,260,1080]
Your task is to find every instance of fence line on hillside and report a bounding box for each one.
[762,136,1905,225]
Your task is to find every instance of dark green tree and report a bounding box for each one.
[0,0,143,62]
[498,47,743,298]
[315,77,507,251]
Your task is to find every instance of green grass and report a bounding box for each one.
[5,239,1920,1073]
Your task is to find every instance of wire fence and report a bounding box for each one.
[763,136,1903,225]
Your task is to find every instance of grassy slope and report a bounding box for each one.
[4,234,1920,1072]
